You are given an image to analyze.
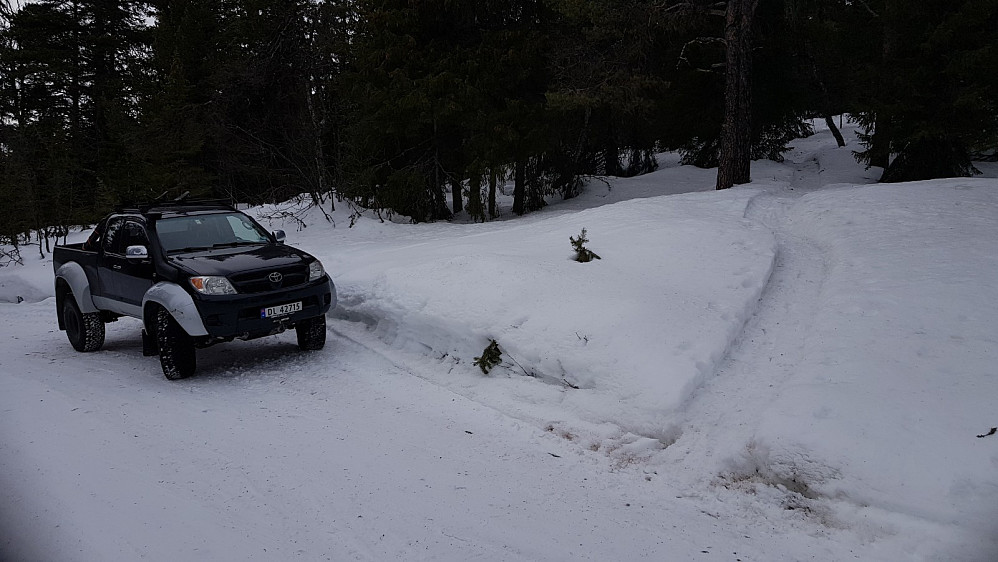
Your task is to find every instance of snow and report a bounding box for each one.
[3,121,998,561]
[330,189,776,441]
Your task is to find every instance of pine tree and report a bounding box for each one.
[340,0,550,222]
[545,0,670,194]
[141,0,226,199]
[849,0,997,181]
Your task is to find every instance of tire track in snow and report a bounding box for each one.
[662,156,832,486]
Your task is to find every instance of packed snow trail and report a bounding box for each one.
[661,151,833,488]
[659,145,998,561]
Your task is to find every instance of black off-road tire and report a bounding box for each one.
[63,295,105,352]
[296,314,327,351]
[156,306,196,380]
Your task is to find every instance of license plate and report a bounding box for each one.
[261,301,302,318]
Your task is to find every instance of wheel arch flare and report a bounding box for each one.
[142,282,209,338]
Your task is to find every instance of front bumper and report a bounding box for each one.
[193,278,336,340]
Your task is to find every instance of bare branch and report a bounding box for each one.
[655,1,727,17]
[854,0,880,18]
[676,36,726,71]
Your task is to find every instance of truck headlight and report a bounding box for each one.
[308,260,326,282]
[189,276,237,295]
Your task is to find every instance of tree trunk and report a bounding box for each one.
[825,116,845,147]
[874,0,899,175]
[716,0,759,190]
[488,168,498,219]
[305,75,333,215]
[451,176,463,215]
[512,159,526,216]
[467,174,484,222]
[869,114,892,169]
[804,47,844,148]
[603,143,621,177]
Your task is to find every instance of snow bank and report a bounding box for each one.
[0,230,89,304]
[746,179,998,536]
[0,273,49,304]
[325,190,776,439]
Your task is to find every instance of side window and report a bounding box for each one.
[102,218,125,254]
[121,221,149,250]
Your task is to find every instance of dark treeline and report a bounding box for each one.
[0,0,995,245]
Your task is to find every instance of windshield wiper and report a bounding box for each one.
[210,241,266,248]
[167,241,265,254]
[167,245,212,254]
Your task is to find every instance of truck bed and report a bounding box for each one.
[53,242,98,273]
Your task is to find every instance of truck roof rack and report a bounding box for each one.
[117,197,235,215]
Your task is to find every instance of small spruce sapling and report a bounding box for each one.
[473,340,502,374]
[570,228,601,263]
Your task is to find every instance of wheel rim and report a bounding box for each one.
[64,301,81,343]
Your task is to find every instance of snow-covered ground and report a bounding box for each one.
[2,122,997,561]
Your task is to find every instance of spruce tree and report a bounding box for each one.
[0,0,152,233]
[850,0,997,181]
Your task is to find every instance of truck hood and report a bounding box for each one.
[167,244,313,277]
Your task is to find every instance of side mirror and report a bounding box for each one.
[125,245,149,261]
[273,230,286,244]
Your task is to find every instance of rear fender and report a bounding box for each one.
[142,282,209,337]
[55,262,98,314]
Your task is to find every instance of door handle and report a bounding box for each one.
[112,265,122,270]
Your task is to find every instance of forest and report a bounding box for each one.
[0,0,995,255]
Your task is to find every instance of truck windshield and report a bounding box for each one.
[157,212,272,253]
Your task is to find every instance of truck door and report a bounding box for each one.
[116,220,155,306]
[102,219,154,310]
[97,217,126,302]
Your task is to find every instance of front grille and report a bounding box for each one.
[229,264,309,294]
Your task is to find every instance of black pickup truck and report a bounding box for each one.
[53,200,336,380]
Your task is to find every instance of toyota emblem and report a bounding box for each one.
[268,272,283,283]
